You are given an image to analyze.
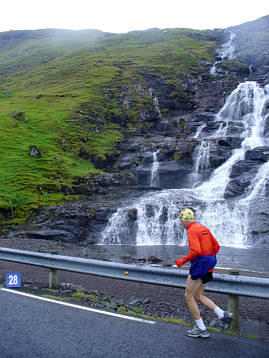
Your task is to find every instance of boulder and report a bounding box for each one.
[29,146,42,158]
[9,109,28,122]
[147,256,162,264]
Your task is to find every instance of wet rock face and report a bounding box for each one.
[224,160,263,198]
[13,203,98,243]
[225,147,269,199]
[245,147,269,162]
[134,159,193,189]
[8,188,149,244]
[245,196,269,247]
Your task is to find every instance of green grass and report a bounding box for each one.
[0,27,216,221]
[162,317,192,326]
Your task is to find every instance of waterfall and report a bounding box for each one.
[153,97,161,118]
[100,81,269,247]
[193,123,206,139]
[150,149,161,186]
[190,140,211,187]
[210,32,236,75]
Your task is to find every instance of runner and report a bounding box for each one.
[176,208,233,338]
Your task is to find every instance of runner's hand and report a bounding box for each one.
[176,258,183,267]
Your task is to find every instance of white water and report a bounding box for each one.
[196,82,269,199]
[100,81,269,247]
[150,149,161,186]
[153,97,161,118]
[193,82,269,246]
[210,32,236,75]
[191,139,212,187]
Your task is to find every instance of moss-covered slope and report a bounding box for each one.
[0,27,220,221]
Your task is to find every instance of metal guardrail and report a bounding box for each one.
[1,247,269,332]
[0,247,269,299]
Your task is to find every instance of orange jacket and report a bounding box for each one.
[177,222,220,269]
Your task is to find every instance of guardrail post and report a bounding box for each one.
[227,270,240,333]
[49,268,59,289]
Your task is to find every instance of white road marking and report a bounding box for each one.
[0,288,155,324]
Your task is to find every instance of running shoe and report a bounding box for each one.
[186,327,210,338]
[210,311,234,332]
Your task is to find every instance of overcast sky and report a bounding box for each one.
[1,0,268,33]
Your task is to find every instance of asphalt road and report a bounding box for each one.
[0,288,268,358]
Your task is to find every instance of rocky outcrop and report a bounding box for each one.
[29,146,42,158]
[9,186,151,244]
[225,147,269,198]
[9,109,28,122]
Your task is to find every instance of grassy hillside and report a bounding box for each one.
[0,27,216,222]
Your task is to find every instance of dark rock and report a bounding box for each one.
[29,145,42,158]
[244,197,269,246]
[158,160,193,188]
[117,153,136,169]
[151,118,184,136]
[224,148,269,198]
[142,298,151,304]
[134,159,193,189]
[15,229,77,242]
[225,160,258,198]
[208,140,232,168]
[79,148,90,160]
[127,208,137,221]
[245,146,269,162]
[147,256,162,264]
[9,109,28,122]
[91,151,119,170]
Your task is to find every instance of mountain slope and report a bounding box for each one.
[0,27,217,222]
[229,15,269,65]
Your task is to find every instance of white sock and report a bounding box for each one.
[195,318,206,331]
[214,307,224,319]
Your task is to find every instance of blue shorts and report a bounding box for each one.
[189,255,217,281]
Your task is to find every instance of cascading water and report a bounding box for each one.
[190,140,212,187]
[100,81,269,247]
[150,149,161,187]
[210,32,236,75]
[196,82,268,199]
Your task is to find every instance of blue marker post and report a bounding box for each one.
[6,273,21,288]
